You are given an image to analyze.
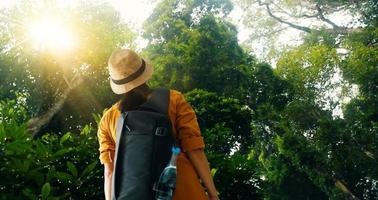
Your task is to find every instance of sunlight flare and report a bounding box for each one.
[27,18,75,51]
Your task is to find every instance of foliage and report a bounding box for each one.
[260,22,378,199]
[234,0,376,61]
[0,100,103,199]
[185,89,253,153]
[0,91,29,124]
[184,89,263,198]
[144,0,254,99]
[0,0,135,133]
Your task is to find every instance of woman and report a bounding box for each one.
[97,49,219,200]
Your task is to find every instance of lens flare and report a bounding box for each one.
[27,18,75,51]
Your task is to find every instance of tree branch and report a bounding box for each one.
[316,4,340,29]
[334,179,360,200]
[271,2,320,19]
[263,3,313,33]
[27,75,83,137]
[254,1,362,35]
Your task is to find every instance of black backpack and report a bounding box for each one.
[112,88,176,200]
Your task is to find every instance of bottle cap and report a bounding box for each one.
[172,146,181,154]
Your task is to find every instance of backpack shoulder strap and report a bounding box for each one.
[112,111,128,199]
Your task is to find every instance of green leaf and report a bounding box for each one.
[81,125,91,136]
[41,182,51,199]
[29,170,45,186]
[52,148,72,157]
[47,197,60,200]
[11,157,24,171]
[35,140,49,156]
[92,113,102,124]
[59,132,71,145]
[23,160,31,172]
[46,170,55,183]
[55,172,73,183]
[66,161,78,178]
[80,160,98,177]
[0,124,5,141]
[22,188,37,200]
[210,168,217,177]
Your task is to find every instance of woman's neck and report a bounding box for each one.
[118,84,153,112]
[135,84,153,100]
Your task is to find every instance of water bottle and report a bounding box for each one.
[154,146,181,200]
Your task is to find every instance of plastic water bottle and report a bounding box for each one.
[154,146,181,200]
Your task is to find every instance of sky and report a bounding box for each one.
[108,0,160,50]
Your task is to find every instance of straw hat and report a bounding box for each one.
[108,49,153,94]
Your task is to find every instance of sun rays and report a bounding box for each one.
[27,17,76,51]
[0,14,76,54]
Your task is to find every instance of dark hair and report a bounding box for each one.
[118,83,152,112]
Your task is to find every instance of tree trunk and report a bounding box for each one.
[334,179,359,200]
[26,76,83,137]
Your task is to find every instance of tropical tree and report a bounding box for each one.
[234,0,377,60]
[143,0,254,100]
[0,0,135,136]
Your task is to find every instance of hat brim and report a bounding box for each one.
[110,61,154,94]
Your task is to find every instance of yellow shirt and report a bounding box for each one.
[97,89,208,200]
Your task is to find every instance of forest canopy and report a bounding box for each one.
[0,0,377,199]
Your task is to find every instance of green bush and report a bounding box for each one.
[0,91,28,124]
[0,99,104,200]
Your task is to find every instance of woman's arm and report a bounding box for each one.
[97,110,116,199]
[104,162,114,200]
[174,91,218,199]
[187,149,218,199]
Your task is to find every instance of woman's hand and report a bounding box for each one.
[208,193,219,200]
[206,187,219,200]
[186,149,219,200]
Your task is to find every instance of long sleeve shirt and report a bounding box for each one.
[97,89,208,200]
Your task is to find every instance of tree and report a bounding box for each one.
[0,0,135,135]
[258,26,378,199]
[230,1,378,197]
[185,89,263,199]
[143,0,254,100]
[234,0,377,60]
